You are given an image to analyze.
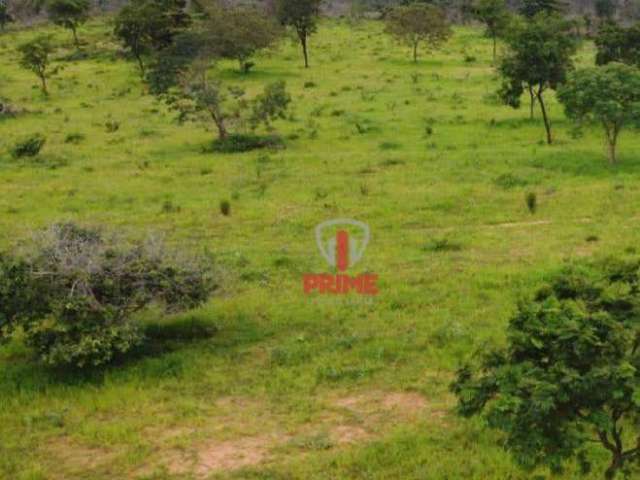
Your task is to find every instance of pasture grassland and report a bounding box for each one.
[1,17,640,480]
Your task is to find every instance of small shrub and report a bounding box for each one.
[525,192,537,214]
[423,238,463,252]
[211,134,284,153]
[11,134,46,159]
[64,132,85,144]
[379,141,401,151]
[220,200,231,216]
[494,173,529,189]
[105,120,120,133]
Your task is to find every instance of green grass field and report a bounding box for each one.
[2,16,640,480]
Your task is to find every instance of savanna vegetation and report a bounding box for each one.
[2,0,640,479]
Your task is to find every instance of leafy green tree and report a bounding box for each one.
[276,0,322,68]
[498,14,578,144]
[595,22,640,67]
[519,0,565,18]
[113,0,191,77]
[452,257,640,480]
[384,3,452,63]
[46,0,90,47]
[558,63,640,164]
[18,35,57,95]
[204,5,283,73]
[0,1,14,31]
[473,0,510,62]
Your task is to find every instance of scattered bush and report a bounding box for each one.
[11,134,46,158]
[525,191,537,214]
[219,199,231,216]
[423,238,464,252]
[0,223,216,368]
[210,134,284,153]
[64,132,85,144]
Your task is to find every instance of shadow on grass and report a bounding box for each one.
[529,148,640,177]
[0,312,272,394]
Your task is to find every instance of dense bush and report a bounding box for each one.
[0,223,216,367]
[10,133,46,158]
[210,134,284,153]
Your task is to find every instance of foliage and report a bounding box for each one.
[558,63,640,164]
[595,0,616,21]
[0,223,216,367]
[0,1,13,30]
[17,35,56,95]
[498,13,578,144]
[519,0,566,18]
[276,0,322,68]
[46,0,90,47]
[384,3,452,62]
[595,22,640,67]
[250,80,292,130]
[203,4,283,73]
[473,0,511,61]
[10,133,46,158]
[451,257,640,479]
[113,0,191,76]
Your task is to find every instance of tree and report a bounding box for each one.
[519,0,565,18]
[276,0,322,68]
[46,0,90,47]
[595,0,617,22]
[148,32,291,144]
[18,36,56,95]
[204,5,283,74]
[0,223,216,368]
[498,14,578,144]
[113,0,191,77]
[451,257,640,480]
[0,1,14,31]
[558,63,640,164]
[384,3,452,63]
[473,0,510,62]
[595,22,640,67]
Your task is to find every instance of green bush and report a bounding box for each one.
[210,134,284,153]
[11,134,46,158]
[0,223,216,368]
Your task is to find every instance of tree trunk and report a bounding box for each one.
[605,453,623,480]
[299,30,309,68]
[71,25,79,47]
[40,74,48,96]
[135,53,145,78]
[528,86,536,120]
[537,89,552,145]
[211,111,228,140]
[413,40,419,63]
[492,35,496,63]
[604,123,620,165]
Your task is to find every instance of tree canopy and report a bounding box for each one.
[384,3,452,63]
[276,0,322,68]
[452,257,640,479]
[498,13,579,144]
[46,0,90,47]
[558,63,640,164]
